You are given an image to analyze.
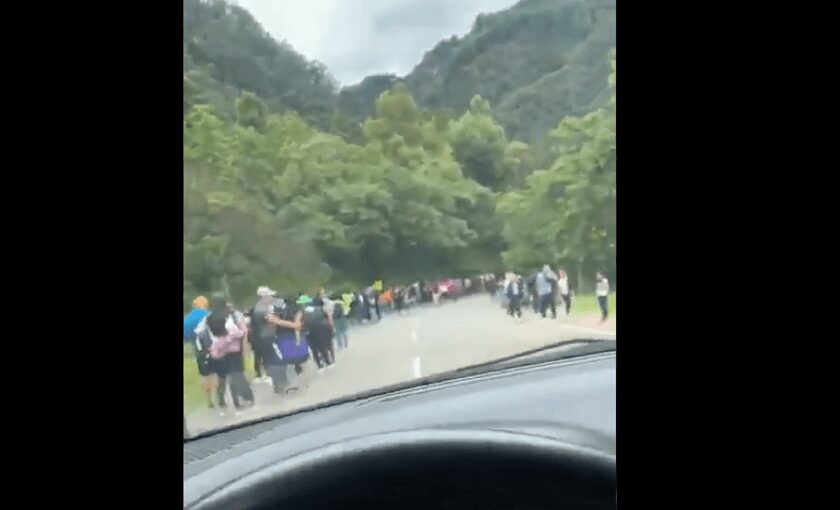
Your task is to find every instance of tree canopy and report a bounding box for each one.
[340,0,616,143]
[183,0,616,308]
[498,52,616,288]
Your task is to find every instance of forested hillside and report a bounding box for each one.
[339,0,616,143]
[184,0,338,128]
[183,0,615,308]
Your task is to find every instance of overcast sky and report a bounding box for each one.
[234,0,520,86]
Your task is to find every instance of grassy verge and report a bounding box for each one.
[183,343,257,415]
[569,292,616,317]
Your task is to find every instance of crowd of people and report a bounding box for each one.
[183,272,610,416]
[493,266,610,323]
[183,278,485,416]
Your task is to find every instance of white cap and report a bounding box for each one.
[256,286,276,297]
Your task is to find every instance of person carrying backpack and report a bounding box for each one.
[186,295,221,410]
[196,295,253,415]
[300,295,334,372]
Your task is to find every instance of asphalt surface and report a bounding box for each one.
[185,294,616,436]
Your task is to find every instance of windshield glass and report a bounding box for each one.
[183,0,616,438]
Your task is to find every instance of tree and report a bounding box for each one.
[449,95,509,189]
[498,51,615,288]
[183,0,338,129]
[182,10,615,307]
[235,92,268,131]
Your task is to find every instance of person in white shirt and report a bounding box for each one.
[558,269,571,316]
[595,272,610,323]
[504,272,523,319]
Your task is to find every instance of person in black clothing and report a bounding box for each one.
[247,286,280,383]
[348,294,361,325]
[198,295,254,414]
[191,319,224,409]
[394,286,405,314]
[527,272,539,314]
[359,291,371,322]
[406,284,418,309]
[196,294,254,415]
[302,296,334,371]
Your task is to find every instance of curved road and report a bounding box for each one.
[185,295,616,436]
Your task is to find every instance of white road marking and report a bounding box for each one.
[411,331,418,343]
[412,356,422,378]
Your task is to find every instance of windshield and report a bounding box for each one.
[183,0,616,438]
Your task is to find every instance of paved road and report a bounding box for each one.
[185,295,616,436]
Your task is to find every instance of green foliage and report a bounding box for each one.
[185,0,614,145]
[339,0,616,143]
[184,0,338,129]
[498,53,616,288]
[184,84,499,306]
[337,74,400,124]
[183,0,616,304]
[449,95,509,189]
[235,92,268,131]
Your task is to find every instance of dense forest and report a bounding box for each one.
[183,0,615,308]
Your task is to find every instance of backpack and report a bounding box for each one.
[506,280,521,298]
[195,329,214,354]
[302,305,329,333]
[194,311,236,355]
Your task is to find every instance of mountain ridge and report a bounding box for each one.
[184,0,615,142]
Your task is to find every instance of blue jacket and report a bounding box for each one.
[184,308,210,341]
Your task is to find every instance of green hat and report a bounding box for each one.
[296,294,313,305]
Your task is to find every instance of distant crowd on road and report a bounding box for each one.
[493,266,610,323]
[183,277,494,416]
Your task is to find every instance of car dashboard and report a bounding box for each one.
[184,349,616,509]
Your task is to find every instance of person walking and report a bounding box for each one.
[358,290,371,323]
[185,295,220,410]
[438,281,449,303]
[381,287,394,316]
[505,273,523,320]
[264,296,306,395]
[536,264,558,319]
[527,271,539,314]
[301,295,334,372]
[247,286,279,384]
[331,294,350,350]
[348,292,361,325]
[341,291,355,321]
[596,272,610,323]
[406,283,417,310]
[558,269,571,316]
[184,295,210,344]
[365,286,381,321]
[203,295,253,415]
[394,286,405,315]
